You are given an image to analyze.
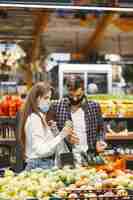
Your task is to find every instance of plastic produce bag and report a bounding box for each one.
[81,151,105,166]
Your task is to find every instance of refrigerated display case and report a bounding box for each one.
[58,64,112,98]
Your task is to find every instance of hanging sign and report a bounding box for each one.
[0,0,133,11]
[0,0,72,5]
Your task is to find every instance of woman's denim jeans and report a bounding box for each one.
[25,158,54,170]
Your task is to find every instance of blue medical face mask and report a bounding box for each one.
[38,101,50,113]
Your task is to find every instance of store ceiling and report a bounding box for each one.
[43,12,133,56]
[0,8,133,60]
[0,0,133,7]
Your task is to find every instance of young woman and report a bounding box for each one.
[19,81,73,170]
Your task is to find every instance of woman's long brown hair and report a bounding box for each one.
[19,81,51,158]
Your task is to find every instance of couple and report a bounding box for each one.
[19,78,106,170]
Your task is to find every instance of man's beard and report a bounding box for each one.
[69,95,84,106]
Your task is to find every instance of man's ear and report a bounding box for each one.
[77,87,84,95]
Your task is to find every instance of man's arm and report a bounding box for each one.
[96,102,105,141]
[96,103,107,152]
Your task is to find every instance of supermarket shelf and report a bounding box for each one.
[106,154,133,160]
[124,155,133,160]
[0,116,16,125]
[106,133,133,140]
[0,138,16,146]
[103,117,133,119]
[0,116,16,119]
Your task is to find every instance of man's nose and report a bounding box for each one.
[73,97,78,101]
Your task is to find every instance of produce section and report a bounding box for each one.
[0,95,23,117]
[87,95,133,168]
[0,94,133,118]
[88,95,133,118]
[0,3,133,200]
[0,95,133,170]
[0,167,133,200]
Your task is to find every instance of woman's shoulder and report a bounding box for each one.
[27,112,42,123]
[25,112,43,132]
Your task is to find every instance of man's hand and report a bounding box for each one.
[68,133,79,144]
[96,141,107,153]
[63,120,79,144]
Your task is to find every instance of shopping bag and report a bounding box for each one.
[55,140,74,168]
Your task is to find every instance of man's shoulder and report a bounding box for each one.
[87,100,100,108]
[51,98,69,107]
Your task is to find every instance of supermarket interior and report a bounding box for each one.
[0,1,133,199]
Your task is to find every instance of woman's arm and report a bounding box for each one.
[26,113,70,158]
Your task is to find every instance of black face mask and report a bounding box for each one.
[68,95,84,106]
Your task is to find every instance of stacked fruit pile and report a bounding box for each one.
[0,167,133,200]
[0,95,23,117]
[88,95,133,118]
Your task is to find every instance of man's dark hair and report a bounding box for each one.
[66,76,84,90]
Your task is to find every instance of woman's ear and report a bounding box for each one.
[37,96,41,105]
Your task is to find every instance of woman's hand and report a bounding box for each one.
[63,127,73,136]
[63,127,79,144]
[68,133,79,144]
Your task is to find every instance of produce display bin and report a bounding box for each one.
[49,189,133,200]
[49,196,133,200]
